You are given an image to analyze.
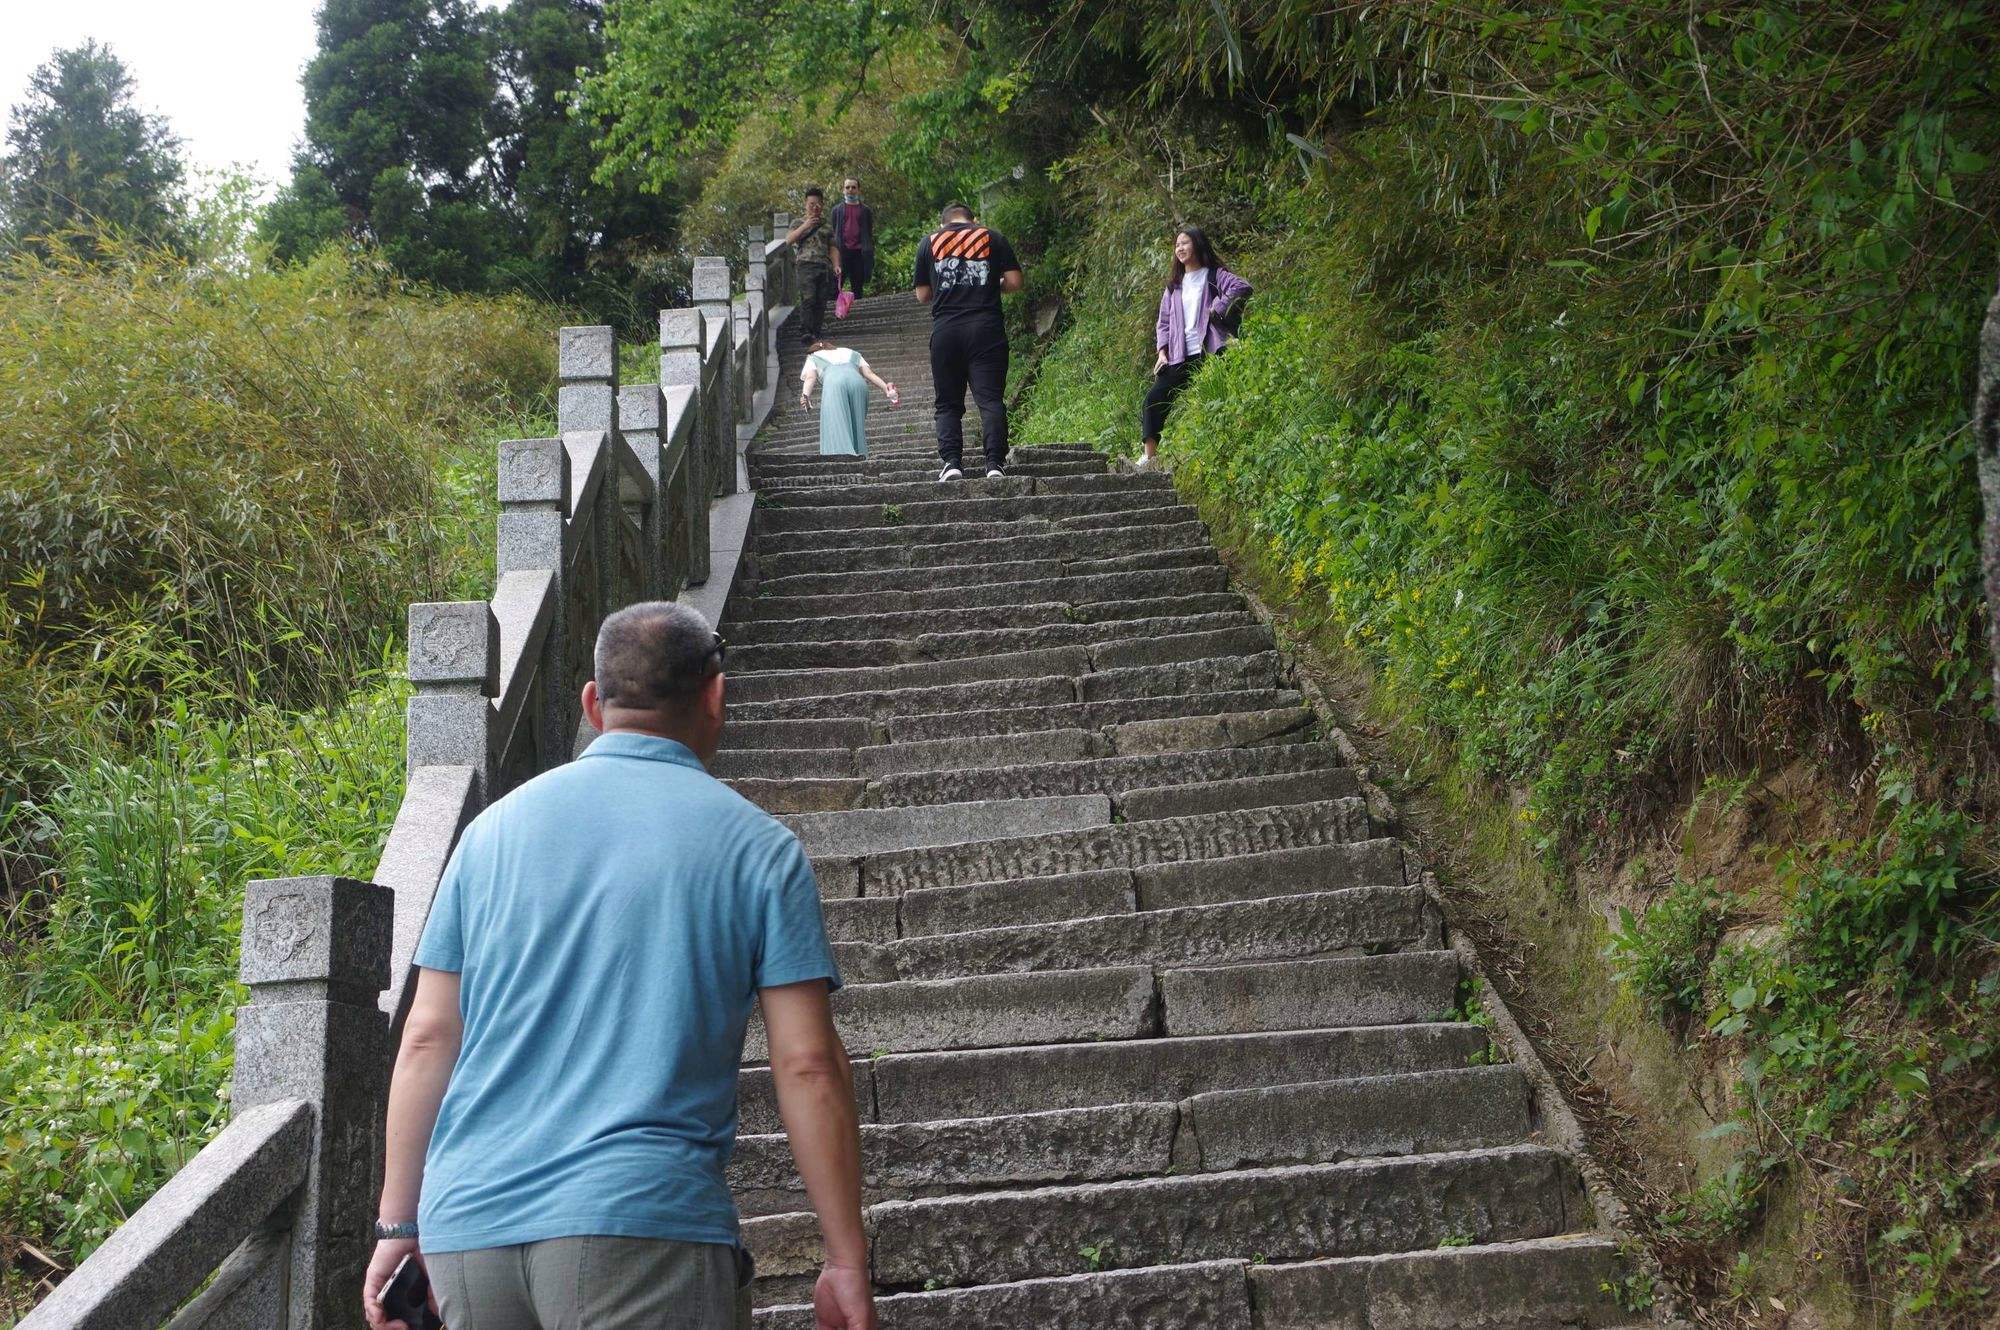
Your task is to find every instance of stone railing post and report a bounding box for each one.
[745,225,769,390]
[618,380,670,599]
[405,601,498,798]
[693,257,738,498]
[496,437,573,768]
[233,875,392,1330]
[744,266,769,393]
[660,309,712,585]
[771,212,795,306]
[558,326,620,619]
[732,297,754,417]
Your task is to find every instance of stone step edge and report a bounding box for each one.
[830,885,1441,985]
[724,654,1291,725]
[732,1063,1534,1193]
[747,1235,1631,1327]
[746,1144,1586,1290]
[815,795,1369,898]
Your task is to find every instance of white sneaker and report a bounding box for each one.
[1133,453,1154,470]
[939,465,963,482]
[985,468,1004,479]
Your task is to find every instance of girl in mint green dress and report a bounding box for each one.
[800,340,899,457]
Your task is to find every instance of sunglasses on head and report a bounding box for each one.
[702,633,727,673]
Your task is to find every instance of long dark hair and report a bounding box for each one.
[1166,226,1222,287]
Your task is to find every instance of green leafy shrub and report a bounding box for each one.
[1604,878,1729,1023]
[0,239,551,725]
[2,679,409,1288]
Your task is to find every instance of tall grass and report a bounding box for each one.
[1,679,410,1292]
[0,239,551,745]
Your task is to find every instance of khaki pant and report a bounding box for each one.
[426,1236,752,1329]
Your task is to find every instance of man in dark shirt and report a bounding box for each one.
[787,187,838,343]
[913,202,1023,481]
[829,176,875,298]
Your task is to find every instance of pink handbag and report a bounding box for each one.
[835,289,855,319]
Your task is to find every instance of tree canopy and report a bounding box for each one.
[0,42,186,259]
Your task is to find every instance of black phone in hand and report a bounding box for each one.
[383,1253,443,1330]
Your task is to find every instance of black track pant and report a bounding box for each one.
[838,246,874,295]
[797,265,835,340]
[932,317,1009,471]
[1142,353,1204,442]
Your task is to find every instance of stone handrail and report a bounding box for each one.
[23,212,796,1330]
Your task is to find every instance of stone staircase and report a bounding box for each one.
[719,294,1648,1327]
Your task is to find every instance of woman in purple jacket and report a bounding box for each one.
[1138,226,1251,469]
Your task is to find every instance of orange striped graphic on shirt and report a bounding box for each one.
[931,227,991,260]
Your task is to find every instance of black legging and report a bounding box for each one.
[1142,353,1203,441]
[838,246,874,296]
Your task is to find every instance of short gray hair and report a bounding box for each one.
[593,602,721,711]
[939,201,973,224]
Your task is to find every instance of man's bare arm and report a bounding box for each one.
[763,979,874,1328]
[999,268,1025,294]
[362,967,462,1329]
[913,284,933,304]
[381,968,462,1215]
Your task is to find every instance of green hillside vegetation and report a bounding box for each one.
[1011,4,2000,1317]
[0,230,556,1308]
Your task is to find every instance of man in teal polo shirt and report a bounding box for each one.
[363,602,873,1330]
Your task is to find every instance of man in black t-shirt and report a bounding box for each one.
[913,202,1023,480]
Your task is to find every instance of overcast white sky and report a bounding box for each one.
[1,0,505,196]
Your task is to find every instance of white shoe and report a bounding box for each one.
[939,465,963,482]
[1133,453,1155,470]
[985,468,1004,479]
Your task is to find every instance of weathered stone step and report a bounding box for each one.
[729,646,1092,706]
[750,1234,1631,1329]
[751,439,1103,460]
[1119,767,1356,821]
[720,736,1360,820]
[834,887,1439,984]
[751,456,1104,483]
[880,685,1298,745]
[727,566,1231,624]
[756,471,1173,510]
[713,726,1100,781]
[747,518,1210,578]
[726,633,1291,710]
[876,838,1407,939]
[745,949,1456,1062]
[744,544,1216,601]
[730,1064,1531,1212]
[723,592,1243,647]
[862,741,1352,812]
[743,965,1158,1062]
[837,1145,1586,1290]
[752,1258,1251,1328]
[753,502,1200,557]
[752,442,1105,465]
[1249,1234,1633,1329]
[737,1021,1492,1133]
[755,486,1183,534]
[728,612,1264,676]
[1161,951,1461,1037]
[726,672,1079,724]
[732,1102,1178,1212]
[824,796,1370,897]
[727,613,1265,675]
[779,793,1112,860]
[726,679,1297,739]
